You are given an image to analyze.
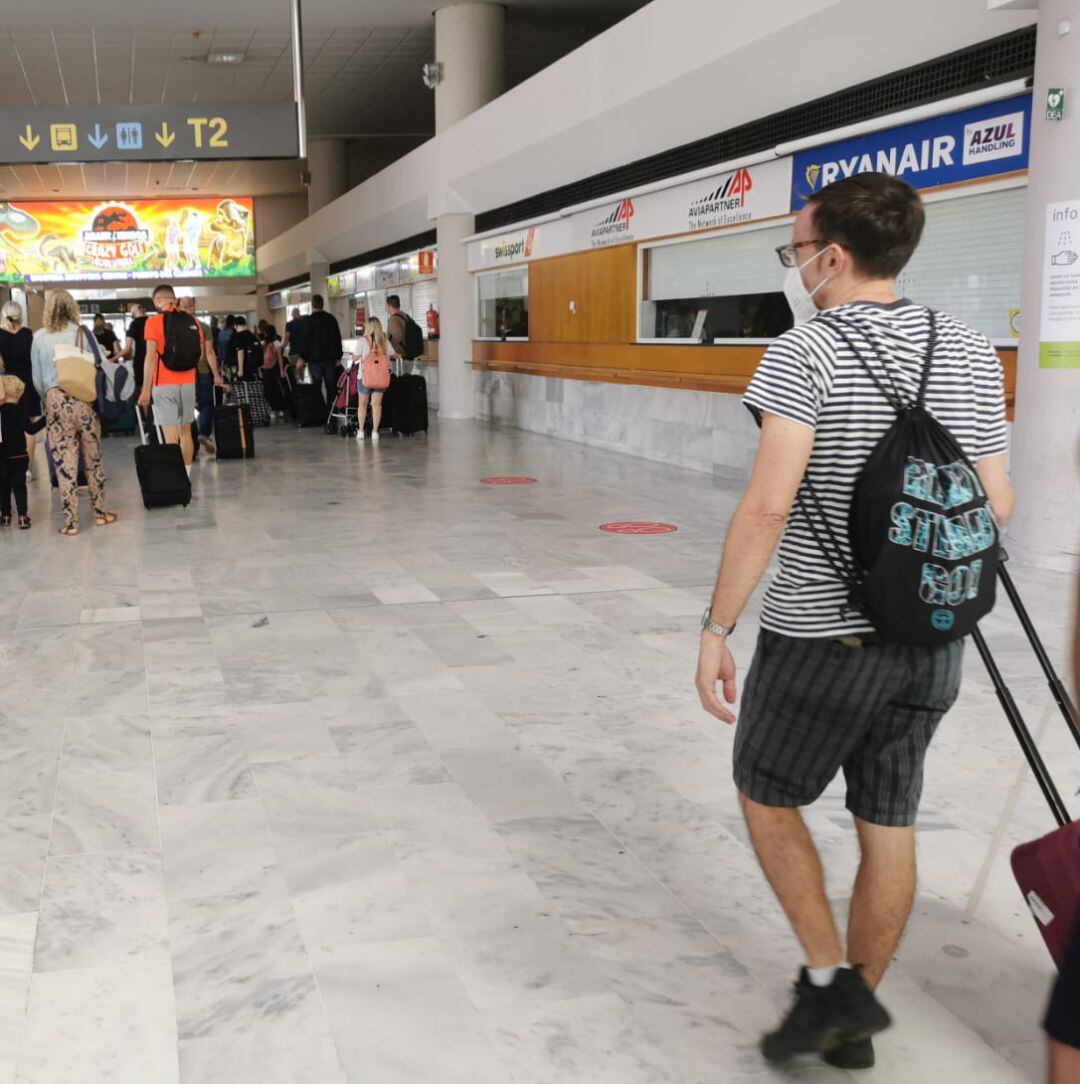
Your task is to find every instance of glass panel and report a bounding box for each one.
[477,268,529,338]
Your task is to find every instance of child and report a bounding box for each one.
[0,375,46,529]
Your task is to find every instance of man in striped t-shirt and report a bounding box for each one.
[694,173,1013,1068]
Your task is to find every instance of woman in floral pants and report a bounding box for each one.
[44,388,112,534]
[31,289,118,536]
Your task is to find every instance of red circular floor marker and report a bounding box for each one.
[599,521,678,535]
[481,476,538,485]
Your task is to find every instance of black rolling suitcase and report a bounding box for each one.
[293,382,326,428]
[972,551,1080,969]
[215,403,255,459]
[261,367,291,415]
[391,371,428,436]
[134,408,191,509]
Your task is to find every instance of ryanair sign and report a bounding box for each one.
[791,92,1032,210]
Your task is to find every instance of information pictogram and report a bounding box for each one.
[50,123,77,152]
[599,521,678,535]
[116,122,142,150]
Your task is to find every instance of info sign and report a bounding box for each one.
[0,103,299,165]
[1039,199,1080,369]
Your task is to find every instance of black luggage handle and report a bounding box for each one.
[998,550,1080,749]
[972,548,1078,829]
[972,626,1071,828]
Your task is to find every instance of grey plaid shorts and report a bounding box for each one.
[733,630,964,827]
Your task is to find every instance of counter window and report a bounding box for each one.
[477,267,528,339]
[641,221,794,342]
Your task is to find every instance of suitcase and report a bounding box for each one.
[215,403,255,460]
[974,551,1080,969]
[389,372,428,436]
[134,408,191,510]
[293,383,325,428]
[139,411,200,462]
[45,435,88,489]
[261,368,291,414]
[233,380,271,427]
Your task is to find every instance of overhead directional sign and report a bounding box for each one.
[0,103,299,165]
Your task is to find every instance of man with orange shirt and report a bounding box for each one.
[138,283,203,473]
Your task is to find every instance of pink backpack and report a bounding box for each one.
[361,350,390,390]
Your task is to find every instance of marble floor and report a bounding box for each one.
[0,417,1075,1084]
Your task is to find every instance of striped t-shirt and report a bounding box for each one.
[743,299,1008,638]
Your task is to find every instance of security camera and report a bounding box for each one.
[422,62,443,90]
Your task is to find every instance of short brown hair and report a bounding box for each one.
[806,173,925,278]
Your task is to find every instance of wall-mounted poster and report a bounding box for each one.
[0,196,256,282]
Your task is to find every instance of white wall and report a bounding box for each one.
[257,0,1033,281]
[476,371,761,477]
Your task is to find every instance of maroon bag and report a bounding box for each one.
[972,552,1080,969]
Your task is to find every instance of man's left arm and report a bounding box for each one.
[695,412,815,722]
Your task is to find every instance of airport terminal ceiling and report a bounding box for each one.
[0,0,650,200]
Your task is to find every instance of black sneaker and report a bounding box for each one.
[760,967,891,1064]
[824,1037,876,1069]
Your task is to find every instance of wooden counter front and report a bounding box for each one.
[472,340,1018,419]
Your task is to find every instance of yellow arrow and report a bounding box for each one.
[155,122,175,148]
[18,125,40,151]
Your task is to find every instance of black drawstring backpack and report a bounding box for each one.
[799,309,999,645]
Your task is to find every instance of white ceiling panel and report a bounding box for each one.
[1,1,648,198]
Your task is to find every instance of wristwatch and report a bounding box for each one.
[701,607,736,638]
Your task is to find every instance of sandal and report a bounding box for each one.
[58,523,79,537]
[94,511,119,527]
[18,516,30,530]
[0,515,9,527]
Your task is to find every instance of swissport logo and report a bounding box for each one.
[492,226,537,263]
[688,168,754,229]
[591,199,635,245]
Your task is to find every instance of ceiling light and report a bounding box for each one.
[206,52,244,65]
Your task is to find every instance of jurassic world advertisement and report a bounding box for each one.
[0,197,255,283]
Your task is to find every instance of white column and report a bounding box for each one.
[435,213,477,419]
[433,3,506,419]
[309,260,329,306]
[434,3,506,134]
[306,138,349,215]
[1009,0,1080,571]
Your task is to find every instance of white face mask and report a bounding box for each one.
[783,246,831,326]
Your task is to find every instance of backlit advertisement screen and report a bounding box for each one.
[0,197,256,282]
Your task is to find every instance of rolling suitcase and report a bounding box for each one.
[261,367,290,415]
[390,372,428,436]
[973,551,1080,969]
[134,408,191,510]
[214,403,254,459]
[293,383,325,428]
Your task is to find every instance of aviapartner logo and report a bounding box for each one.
[591,199,635,244]
[688,168,754,228]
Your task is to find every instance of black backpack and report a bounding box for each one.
[159,310,202,372]
[400,313,425,360]
[802,310,999,645]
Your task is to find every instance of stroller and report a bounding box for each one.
[325,359,361,437]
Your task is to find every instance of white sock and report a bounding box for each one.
[807,963,849,987]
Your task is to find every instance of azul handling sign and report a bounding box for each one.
[791,93,1032,209]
